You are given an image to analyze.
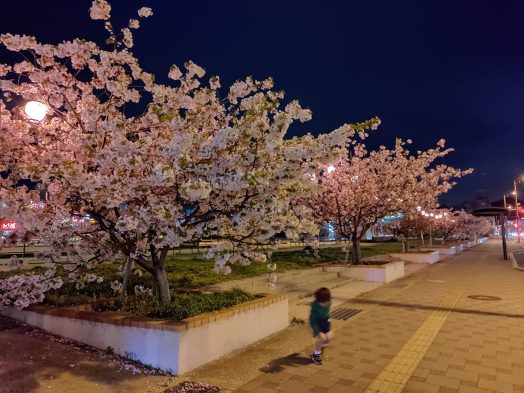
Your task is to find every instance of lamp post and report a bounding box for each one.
[513,180,520,243]
[429,213,434,246]
[322,164,343,244]
[419,209,445,247]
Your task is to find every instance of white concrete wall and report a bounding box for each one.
[389,252,440,264]
[177,298,288,374]
[340,261,405,283]
[510,252,524,271]
[2,307,181,373]
[455,244,464,252]
[1,296,288,375]
[421,246,456,255]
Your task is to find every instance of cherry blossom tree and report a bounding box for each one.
[306,139,472,263]
[451,211,493,241]
[432,209,458,244]
[0,1,380,306]
[474,216,495,239]
[385,212,430,253]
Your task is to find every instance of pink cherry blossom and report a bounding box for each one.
[0,1,378,306]
[305,138,472,263]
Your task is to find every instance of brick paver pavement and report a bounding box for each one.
[235,240,524,393]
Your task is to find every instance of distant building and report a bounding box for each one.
[459,192,491,212]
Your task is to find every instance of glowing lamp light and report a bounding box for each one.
[326,165,336,174]
[430,213,435,217]
[24,101,48,122]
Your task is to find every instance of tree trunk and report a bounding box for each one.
[119,257,133,302]
[352,234,362,264]
[344,244,351,264]
[335,230,342,244]
[152,264,171,303]
[147,246,172,303]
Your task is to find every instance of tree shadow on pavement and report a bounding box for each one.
[259,352,311,374]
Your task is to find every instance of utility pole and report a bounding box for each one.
[501,213,508,260]
[514,179,520,243]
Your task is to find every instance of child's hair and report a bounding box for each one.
[314,287,331,303]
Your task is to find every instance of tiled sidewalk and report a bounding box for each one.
[235,241,524,393]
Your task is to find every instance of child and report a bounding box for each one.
[309,287,334,365]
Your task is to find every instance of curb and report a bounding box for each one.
[509,252,524,271]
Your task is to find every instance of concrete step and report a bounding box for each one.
[219,271,341,293]
[205,269,352,299]
[278,271,340,287]
[210,267,336,291]
[285,276,355,301]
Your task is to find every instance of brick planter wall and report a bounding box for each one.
[323,261,405,283]
[389,252,440,264]
[1,293,288,375]
[420,246,457,255]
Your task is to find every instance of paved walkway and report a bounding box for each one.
[236,240,524,393]
[1,240,523,392]
[0,317,175,393]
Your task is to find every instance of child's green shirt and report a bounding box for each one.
[309,301,331,336]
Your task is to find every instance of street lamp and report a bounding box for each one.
[326,165,336,174]
[24,101,48,122]
[419,209,443,247]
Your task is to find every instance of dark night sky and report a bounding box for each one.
[1,0,522,206]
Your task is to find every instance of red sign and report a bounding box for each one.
[1,220,17,231]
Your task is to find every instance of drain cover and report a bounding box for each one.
[467,295,502,301]
[330,308,361,320]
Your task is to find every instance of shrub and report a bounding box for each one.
[92,288,259,321]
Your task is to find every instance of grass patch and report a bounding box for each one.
[2,241,405,307]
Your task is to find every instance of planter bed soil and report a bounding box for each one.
[322,260,405,283]
[389,252,440,264]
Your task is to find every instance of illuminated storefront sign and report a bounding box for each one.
[1,220,17,231]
